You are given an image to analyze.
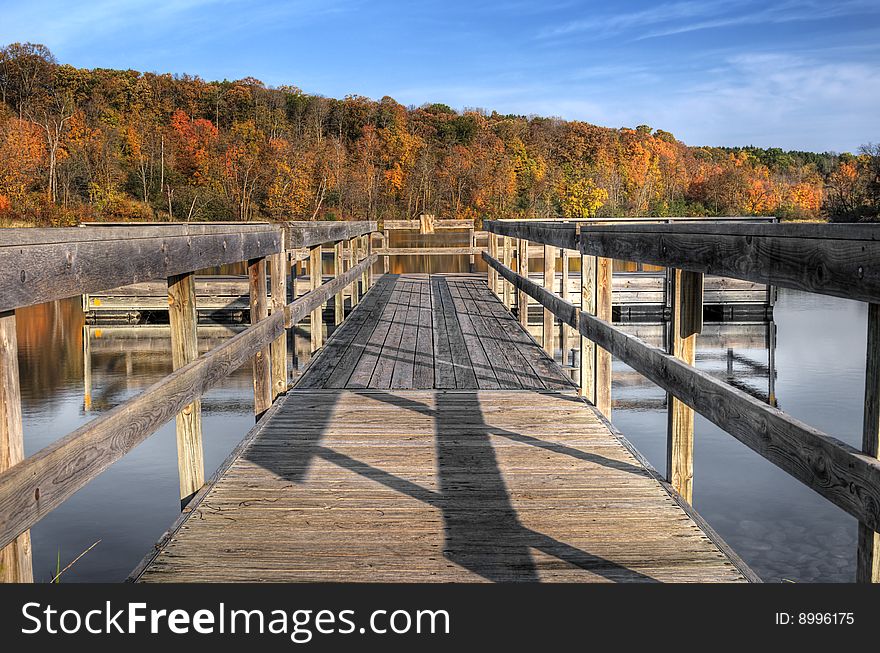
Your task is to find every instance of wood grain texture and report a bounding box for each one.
[309,246,323,352]
[666,269,700,504]
[249,258,272,419]
[0,225,281,312]
[269,252,288,399]
[485,220,578,251]
[483,250,880,531]
[517,239,529,327]
[283,221,376,249]
[543,245,556,357]
[296,274,574,392]
[333,242,344,326]
[136,389,748,583]
[167,272,204,504]
[595,257,613,419]
[858,303,880,582]
[580,254,596,403]
[578,223,880,304]
[0,312,32,582]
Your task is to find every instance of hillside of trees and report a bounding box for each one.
[0,42,878,226]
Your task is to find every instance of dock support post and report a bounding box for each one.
[360,236,369,295]
[543,244,556,358]
[560,249,570,365]
[249,257,272,420]
[666,269,703,503]
[83,324,92,411]
[366,233,373,289]
[517,239,528,327]
[349,237,360,307]
[503,237,513,309]
[595,257,613,419]
[858,303,880,582]
[167,272,205,507]
[0,311,33,583]
[309,245,323,352]
[488,233,497,293]
[269,251,288,399]
[580,254,596,404]
[334,241,345,325]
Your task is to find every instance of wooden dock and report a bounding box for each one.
[4,219,880,585]
[133,274,748,583]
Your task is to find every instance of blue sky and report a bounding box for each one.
[1,0,878,152]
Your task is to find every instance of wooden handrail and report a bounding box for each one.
[0,240,377,553]
[484,219,880,304]
[0,224,282,312]
[483,250,880,531]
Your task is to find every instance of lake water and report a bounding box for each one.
[11,270,868,583]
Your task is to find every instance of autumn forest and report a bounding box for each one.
[0,42,878,227]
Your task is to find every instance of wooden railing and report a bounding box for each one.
[0,220,377,582]
[484,219,880,583]
[374,218,483,272]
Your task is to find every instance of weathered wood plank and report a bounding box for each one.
[249,258,272,419]
[167,272,204,506]
[283,221,376,249]
[0,226,281,312]
[485,220,578,251]
[333,241,344,326]
[543,245,556,358]
[579,223,880,305]
[0,311,32,582]
[296,274,396,389]
[136,389,748,583]
[596,257,613,418]
[269,252,288,399]
[666,269,703,504]
[858,303,880,582]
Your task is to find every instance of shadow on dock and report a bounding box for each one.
[245,389,657,582]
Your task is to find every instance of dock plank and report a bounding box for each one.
[136,390,747,583]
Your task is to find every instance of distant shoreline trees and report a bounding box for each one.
[0,42,876,226]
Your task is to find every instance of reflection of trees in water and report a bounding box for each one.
[16,298,84,407]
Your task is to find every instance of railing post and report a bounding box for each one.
[382,230,390,274]
[517,238,529,327]
[503,236,513,309]
[560,248,570,365]
[0,310,33,583]
[269,251,288,399]
[360,235,369,294]
[334,241,345,326]
[167,272,205,507]
[249,257,272,420]
[666,268,703,503]
[579,253,596,403]
[543,244,556,358]
[488,233,497,292]
[309,245,323,352]
[83,324,92,411]
[468,226,475,272]
[858,303,880,582]
[366,233,374,288]
[595,257,613,419]
[349,237,360,307]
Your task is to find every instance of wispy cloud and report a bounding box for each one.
[539,0,880,41]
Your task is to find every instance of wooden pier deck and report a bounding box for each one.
[134,274,748,583]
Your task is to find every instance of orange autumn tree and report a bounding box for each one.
[0,116,45,211]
